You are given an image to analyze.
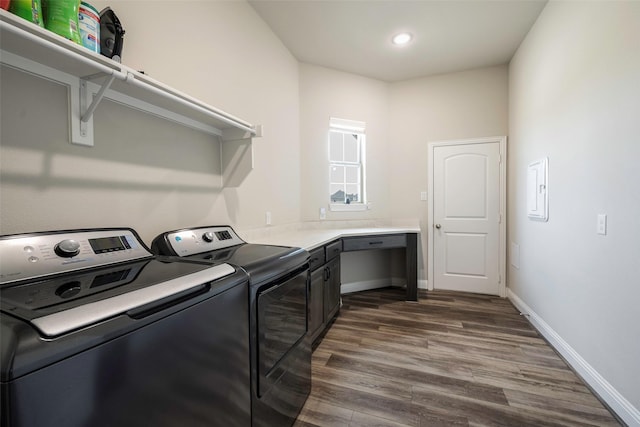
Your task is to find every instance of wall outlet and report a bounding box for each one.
[265,211,271,225]
[319,207,326,220]
[597,214,607,235]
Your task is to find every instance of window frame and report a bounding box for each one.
[328,118,367,212]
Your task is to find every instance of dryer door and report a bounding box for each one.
[256,268,307,396]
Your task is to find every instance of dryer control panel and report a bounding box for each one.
[153,226,245,257]
[0,229,153,285]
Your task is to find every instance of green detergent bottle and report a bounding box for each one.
[43,0,81,44]
[9,0,45,27]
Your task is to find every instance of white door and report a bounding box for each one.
[430,139,505,296]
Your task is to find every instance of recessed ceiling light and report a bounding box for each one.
[392,32,413,46]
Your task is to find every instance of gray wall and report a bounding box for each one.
[389,65,509,285]
[1,1,301,243]
[508,0,640,414]
[299,63,391,222]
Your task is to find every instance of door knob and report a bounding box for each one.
[434,224,441,229]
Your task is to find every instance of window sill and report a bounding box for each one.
[329,203,368,212]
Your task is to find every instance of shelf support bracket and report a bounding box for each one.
[80,74,116,128]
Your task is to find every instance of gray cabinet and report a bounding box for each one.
[324,256,340,322]
[308,267,325,340]
[306,232,418,345]
[342,233,418,301]
[308,240,341,344]
[342,234,407,251]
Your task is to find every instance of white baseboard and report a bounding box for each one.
[507,288,640,427]
[341,277,428,294]
[341,279,395,294]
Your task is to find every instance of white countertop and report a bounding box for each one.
[243,226,420,251]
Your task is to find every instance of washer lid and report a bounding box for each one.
[187,244,309,286]
[1,260,236,336]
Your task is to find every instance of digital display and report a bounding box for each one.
[91,269,131,288]
[89,236,126,254]
[215,231,232,240]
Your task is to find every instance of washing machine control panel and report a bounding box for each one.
[0,229,153,285]
[165,226,244,257]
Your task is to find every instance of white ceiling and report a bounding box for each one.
[248,0,548,82]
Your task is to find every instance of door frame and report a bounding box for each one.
[427,136,507,297]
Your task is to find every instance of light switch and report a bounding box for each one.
[420,191,427,201]
[265,211,272,225]
[319,207,326,220]
[597,214,607,235]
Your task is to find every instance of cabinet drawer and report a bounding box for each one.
[308,247,325,271]
[325,240,342,261]
[342,234,407,251]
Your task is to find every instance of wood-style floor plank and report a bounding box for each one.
[294,288,621,427]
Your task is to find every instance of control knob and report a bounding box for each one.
[56,281,82,298]
[202,232,215,243]
[54,239,81,258]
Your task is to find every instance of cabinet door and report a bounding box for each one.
[308,267,325,340]
[324,257,341,321]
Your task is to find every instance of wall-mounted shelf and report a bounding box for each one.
[0,10,260,148]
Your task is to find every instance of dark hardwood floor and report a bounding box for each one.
[294,288,621,427]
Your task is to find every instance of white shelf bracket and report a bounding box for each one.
[79,74,116,135]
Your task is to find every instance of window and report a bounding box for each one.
[329,118,366,211]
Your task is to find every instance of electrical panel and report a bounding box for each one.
[527,158,549,221]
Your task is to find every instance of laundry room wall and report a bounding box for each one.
[0,1,300,243]
[297,63,508,289]
[298,63,396,288]
[298,63,391,223]
[388,65,509,286]
[508,1,640,421]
